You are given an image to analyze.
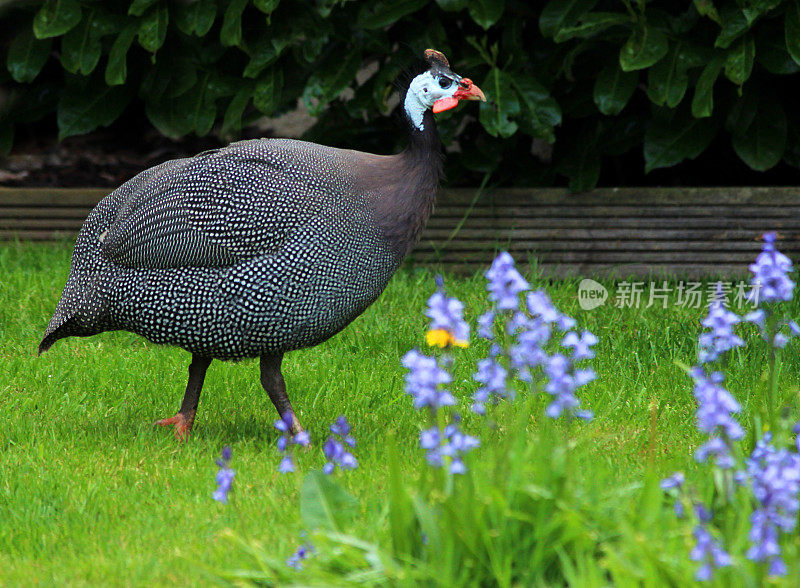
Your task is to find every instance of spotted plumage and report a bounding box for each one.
[40,50,485,438]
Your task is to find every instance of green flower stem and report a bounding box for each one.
[767,346,778,434]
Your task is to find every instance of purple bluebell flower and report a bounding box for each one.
[749,232,795,303]
[485,252,529,310]
[743,434,800,576]
[695,437,736,469]
[275,412,310,474]
[694,502,713,523]
[698,294,744,364]
[471,354,509,414]
[419,427,440,450]
[690,367,744,454]
[543,354,595,420]
[744,308,766,331]
[507,316,551,382]
[425,290,470,343]
[286,542,315,570]
[477,310,495,339]
[419,421,479,474]
[440,422,480,474]
[212,445,235,503]
[526,291,559,323]
[773,333,789,348]
[401,350,454,411]
[419,427,443,467]
[561,330,599,361]
[274,412,292,433]
[660,472,685,490]
[322,416,357,474]
[690,525,731,581]
[330,415,356,446]
[278,455,295,473]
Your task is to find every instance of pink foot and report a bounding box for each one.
[154,411,195,440]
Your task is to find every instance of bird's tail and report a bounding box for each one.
[38,271,108,355]
[39,314,78,355]
[39,234,115,355]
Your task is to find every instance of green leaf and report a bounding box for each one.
[57,76,131,139]
[647,43,690,108]
[253,68,283,115]
[174,0,216,37]
[619,25,668,71]
[183,75,216,135]
[691,55,724,118]
[60,11,102,75]
[436,0,468,11]
[141,48,207,103]
[724,34,755,86]
[553,12,630,42]
[128,0,158,17]
[300,470,357,531]
[7,28,52,83]
[557,123,600,192]
[714,6,750,49]
[732,99,786,171]
[168,64,198,98]
[539,0,598,39]
[105,23,137,85]
[468,0,505,30]
[254,0,280,14]
[756,21,799,74]
[205,74,239,101]
[478,68,520,139]
[220,0,248,47]
[33,0,82,39]
[145,72,215,138]
[0,124,13,156]
[725,85,758,137]
[146,98,190,138]
[512,76,561,142]
[786,0,800,66]
[138,4,169,53]
[693,0,720,24]
[782,123,800,169]
[243,37,287,79]
[598,113,647,156]
[593,61,637,115]
[222,86,252,134]
[357,0,428,29]
[644,112,717,172]
[301,50,362,116]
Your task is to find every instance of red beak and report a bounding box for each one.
[452,78,486,102]
[432,78,486,114]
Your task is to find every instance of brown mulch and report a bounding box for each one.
[0,126,229,188]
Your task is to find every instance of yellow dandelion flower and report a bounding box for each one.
[425,329,469,349]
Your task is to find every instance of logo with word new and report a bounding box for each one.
[578,279,608,310]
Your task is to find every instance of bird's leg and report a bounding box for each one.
[260,354,304,434]
[154,355,212,440]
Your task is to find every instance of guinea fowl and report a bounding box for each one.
[39,49,485,439]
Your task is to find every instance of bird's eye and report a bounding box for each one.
[438,77,452,89]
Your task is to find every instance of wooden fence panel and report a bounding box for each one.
[2,186,798,277]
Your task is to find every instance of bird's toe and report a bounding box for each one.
[154,412,194,441]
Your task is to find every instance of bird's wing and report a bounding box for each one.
[99,140,345,269]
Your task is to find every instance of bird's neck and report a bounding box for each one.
[370,110,443,258]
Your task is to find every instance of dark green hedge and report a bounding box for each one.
[2,0,800,190]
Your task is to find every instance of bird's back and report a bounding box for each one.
[41,138,401,358]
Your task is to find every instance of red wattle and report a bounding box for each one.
[432,97,459,113]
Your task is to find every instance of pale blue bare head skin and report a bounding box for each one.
[404,70,460,131]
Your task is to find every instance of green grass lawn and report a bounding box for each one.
[1,241,798,585]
